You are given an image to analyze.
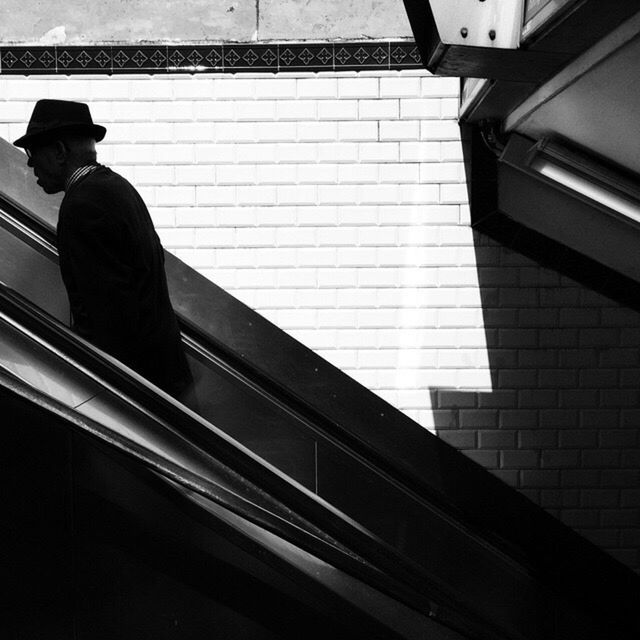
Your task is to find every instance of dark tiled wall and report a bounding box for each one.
[433,231,640,571]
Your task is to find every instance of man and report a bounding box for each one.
[14,99,193,400]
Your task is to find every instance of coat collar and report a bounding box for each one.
[64,163,101,193]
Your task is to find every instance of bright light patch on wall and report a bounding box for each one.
[392,213,493,429]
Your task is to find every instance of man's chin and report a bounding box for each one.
[38,181,63,194]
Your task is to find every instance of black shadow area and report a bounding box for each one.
[429,124,640,571]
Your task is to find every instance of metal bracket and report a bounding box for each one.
[429,0,525,49]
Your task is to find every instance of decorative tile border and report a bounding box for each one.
[0,41,422,75]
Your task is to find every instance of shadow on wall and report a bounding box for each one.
[431,225,640,572]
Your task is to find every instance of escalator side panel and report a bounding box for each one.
[71,439,378,640]
[187,352,317,490]
[0,222,68,322]
[0,313,100,408]
[2,387,76,639]
[3,381,447,640]
[0,323,334,545]
[0,386,324,639]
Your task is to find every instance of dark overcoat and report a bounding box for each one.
[57,165,192,397]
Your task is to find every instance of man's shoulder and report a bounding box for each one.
[63,166,139,209]
[77,166,132,193]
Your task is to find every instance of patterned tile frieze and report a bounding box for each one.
[0,41,422,75]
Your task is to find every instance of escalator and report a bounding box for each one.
[2,136,639,639]
[2,294,445,640]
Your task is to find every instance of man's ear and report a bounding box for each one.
[53,140,69,164]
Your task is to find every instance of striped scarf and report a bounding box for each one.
[65,164,99,192]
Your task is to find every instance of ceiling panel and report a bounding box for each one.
[511,34,640,174]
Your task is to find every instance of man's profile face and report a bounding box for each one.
[26,143,66,194]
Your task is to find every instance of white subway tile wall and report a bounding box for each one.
[2,71,639,570]
[1,70,482,418]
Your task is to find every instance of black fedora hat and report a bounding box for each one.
[13,99,107,149]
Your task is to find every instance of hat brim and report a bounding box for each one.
[13,123,107,149]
